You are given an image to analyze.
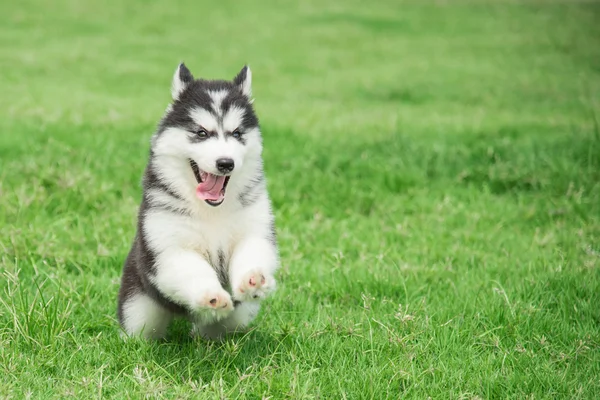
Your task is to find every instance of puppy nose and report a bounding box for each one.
[216,158,235,173]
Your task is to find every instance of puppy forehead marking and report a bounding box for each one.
[222,105,246,132]
[189,107,218,132]
[208,90,229,117]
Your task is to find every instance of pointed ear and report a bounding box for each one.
[171,63,194,101]
[233,65,252,98]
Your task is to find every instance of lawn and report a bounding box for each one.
[1,0,599,398]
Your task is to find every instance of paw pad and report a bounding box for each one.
[197,289,233,312]
[234,269,274,301]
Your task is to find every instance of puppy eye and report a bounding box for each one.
[232,129,242,139]
[195,128,208,137]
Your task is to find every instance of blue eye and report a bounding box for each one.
[232,129,242,139]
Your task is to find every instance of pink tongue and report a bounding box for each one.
[196,174,226,201]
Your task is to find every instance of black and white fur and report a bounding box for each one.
[117,64,278,339]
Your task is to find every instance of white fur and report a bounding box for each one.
[120,65,277,340]
[230,236,278,300]
[208,90,228,116]
[121,293,172,338]
[239,67,252,98]
[147,188,187,211]
[152,125,254,190]
[189,107,219,133]
[222,105,246,133]
[171,65,188,101]
[194,302,261,339]
[122,159,276,338]
[140,189,277,337]
[120,83,276,339]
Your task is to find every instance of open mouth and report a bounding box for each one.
[189,159,231,207]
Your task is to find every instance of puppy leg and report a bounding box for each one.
[230,237,279,303]
[153,249,234,324]
[193,302,261,340]
[119,292,172,339]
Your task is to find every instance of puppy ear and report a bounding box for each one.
[171,63,194,101]
[233,65,252,98]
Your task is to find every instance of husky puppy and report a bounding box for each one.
[117,64,278,339]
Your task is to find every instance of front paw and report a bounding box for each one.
[233,269,276,302]
[191,287,234,322]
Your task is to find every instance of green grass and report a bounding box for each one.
[1,0,600,398]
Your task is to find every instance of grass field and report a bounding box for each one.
[1,0,600,398]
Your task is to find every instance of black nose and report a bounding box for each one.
[216,158,235,173]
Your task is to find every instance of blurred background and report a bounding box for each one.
[0,0,599,397]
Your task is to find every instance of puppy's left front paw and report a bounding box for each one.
[233,269,275,302]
